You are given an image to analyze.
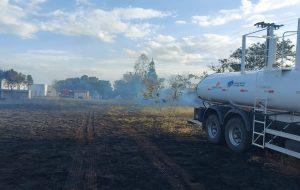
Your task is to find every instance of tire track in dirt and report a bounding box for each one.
[120,123,205,190]
[84,112,97,190]
[64,112,98,190]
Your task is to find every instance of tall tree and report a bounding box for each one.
[134,53,150,78]
[143,59,160,99]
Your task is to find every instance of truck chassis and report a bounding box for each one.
[189,100,300,159]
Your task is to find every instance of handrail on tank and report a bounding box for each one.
[280,31,297,65]
[241,28,267,74]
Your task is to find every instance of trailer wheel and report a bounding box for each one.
[225,117,250,152]
[205,114,223,144]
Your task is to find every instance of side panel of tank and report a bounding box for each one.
[258,69,300,112]
[197,69,300,112]
[197,72,257,106]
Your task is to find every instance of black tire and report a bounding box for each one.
[205,114,223,144]
[225,117,250,153]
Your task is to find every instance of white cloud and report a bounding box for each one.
[75,0,91,6]
[18,49,95,61]
[39,7,169,42]
[111,7,170,20]
[0,1,169,42]
[154,34,176,43]
[175,20,187,25]
[27,0,47,11]
[192,0,300,26]
[97,31,116,43]
[132,33,238,66]
[0,0,38,38]
[124,48,139,57]
[254,0,300,13]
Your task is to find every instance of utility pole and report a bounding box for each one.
[254,22,283,70]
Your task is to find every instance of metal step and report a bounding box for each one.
[253,131,265,136]
[254,108,266,112]
[265,143,300,159]
[265,129,300,142]
[254,120,266,124]
[252,142,265,148]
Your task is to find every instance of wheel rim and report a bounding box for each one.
[229,125,243,146]
[207,120,218,138]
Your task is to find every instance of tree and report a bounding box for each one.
[143,59,160,99]
[26,75,34,87]
[54,75,113,99]
[114,72,142,99]
[0,70,4,80]
[0,69,32,91]
[114,54,162,100]
[134,55,164,100]
[97,80,113,99]
[4,69,19,90]
[134,53,150,78]
[210,40,296,73]
[167,72,208,102]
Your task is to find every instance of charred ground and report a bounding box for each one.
[0,100,299,190]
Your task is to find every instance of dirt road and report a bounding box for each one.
[0,101,299,190]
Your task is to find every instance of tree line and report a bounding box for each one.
[54,55,163,100]
[53,54,206,102]
[0,69,33,89]
[54,75,113,99]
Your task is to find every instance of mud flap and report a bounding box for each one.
[194,107,205,122]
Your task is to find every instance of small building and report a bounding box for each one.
[30,84,48,97]
[74,90,90,100]
[0,79,31,99]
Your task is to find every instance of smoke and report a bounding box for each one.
[178,89,203,106]
[156,88,202,107]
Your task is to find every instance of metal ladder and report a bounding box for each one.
[252,98,268,148]
[252,98,300,159]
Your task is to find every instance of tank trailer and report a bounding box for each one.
[191,19,300,159]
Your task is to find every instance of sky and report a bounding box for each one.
[0,0,300,84]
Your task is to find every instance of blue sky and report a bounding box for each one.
[0,0,300,84]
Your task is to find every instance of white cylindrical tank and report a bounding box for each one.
[196,68,300,112]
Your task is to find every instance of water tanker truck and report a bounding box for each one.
[190,19,300,159]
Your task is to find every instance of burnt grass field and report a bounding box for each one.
[0,99,299,190]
